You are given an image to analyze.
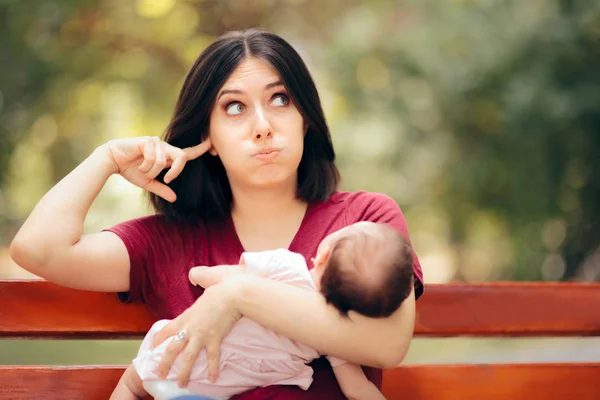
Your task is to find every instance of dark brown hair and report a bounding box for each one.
[320,224,414,318]
[149,28,340,221]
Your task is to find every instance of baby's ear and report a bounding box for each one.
[314,248,330,266]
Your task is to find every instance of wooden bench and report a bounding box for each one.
[1,280,600,399]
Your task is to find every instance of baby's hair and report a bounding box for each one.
[319,224,414,318]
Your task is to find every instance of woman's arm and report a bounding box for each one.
[153,267,414,386]
[9,145,132,291]
[231,274,415,369]
[10,137,210,292]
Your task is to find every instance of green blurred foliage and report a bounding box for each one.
[1,0,598,283]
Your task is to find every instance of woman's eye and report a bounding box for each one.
[226,102,245,115]
[272,94,289,107]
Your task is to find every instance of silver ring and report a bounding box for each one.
[174,329,188,341]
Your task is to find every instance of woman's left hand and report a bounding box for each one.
[150,277,244,387]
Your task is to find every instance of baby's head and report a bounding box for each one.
[311,222,414,318]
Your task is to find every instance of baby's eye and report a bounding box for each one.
[272,94,289,107]
[226,102,245,116]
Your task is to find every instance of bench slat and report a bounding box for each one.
[383,363,600,399]
[415,282,600,337]
[0,366,127,400]
[1,364,599,399]
[0,280,155,338]
[2,280,600,337]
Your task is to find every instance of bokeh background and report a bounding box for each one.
[2,0,599,366]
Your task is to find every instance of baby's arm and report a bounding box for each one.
[109,364,148,400]
[190,249,306,287]
[331,362,387,400]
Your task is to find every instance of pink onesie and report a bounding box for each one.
[132,249,346,400]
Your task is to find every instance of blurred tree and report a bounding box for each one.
[0,1,84,186]
[435,0,600,281]
[324,0,599,281]
[0,0,598,282]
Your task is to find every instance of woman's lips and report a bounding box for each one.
[253,148,281,162]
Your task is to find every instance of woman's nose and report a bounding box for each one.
[254,130,272,140]
[253,108,273,140]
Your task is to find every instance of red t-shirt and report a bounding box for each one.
[106,190,424,399]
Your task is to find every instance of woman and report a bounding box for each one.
[10,29,424,399]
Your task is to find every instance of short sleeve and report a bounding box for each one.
[103,215,192,304]
[242,249,317,291]
[346,192,424,300]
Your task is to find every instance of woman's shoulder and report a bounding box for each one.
[325,190,399,211]
[105,213,206,239]
[317,190,404,226]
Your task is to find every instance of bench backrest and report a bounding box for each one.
[2,280,600,399]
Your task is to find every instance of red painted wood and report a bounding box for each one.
[382,363,600,399]
[0,366,127,400]
[2,364,599,399]
[2,280,600,337]
[3,280,600,399]
[414,282,600,337]
[0,280,155,338]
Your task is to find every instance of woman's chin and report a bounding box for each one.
[249,170,298,190]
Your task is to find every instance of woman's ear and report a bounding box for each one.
[204,134,218,155]
[208,139,218,156]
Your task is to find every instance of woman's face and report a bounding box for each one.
[208,57,305,191]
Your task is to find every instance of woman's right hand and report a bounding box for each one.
[150,277,245,387]
[102,136,212,203]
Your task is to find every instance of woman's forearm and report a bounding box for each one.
[10,145,116,272]
[233,275,416,368]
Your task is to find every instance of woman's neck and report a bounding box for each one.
[230,185,307,223]
[229,184,309,251]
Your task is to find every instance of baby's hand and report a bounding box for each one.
[189,264,246,288]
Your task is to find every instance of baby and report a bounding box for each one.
[110,221,414,400]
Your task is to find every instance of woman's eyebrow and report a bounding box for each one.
[217,80,285,100]
[217,88,242,100]
[265,80,284,90]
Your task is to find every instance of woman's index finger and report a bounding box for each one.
[184,138,212,160]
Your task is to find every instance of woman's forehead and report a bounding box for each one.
[221,57,281,90]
